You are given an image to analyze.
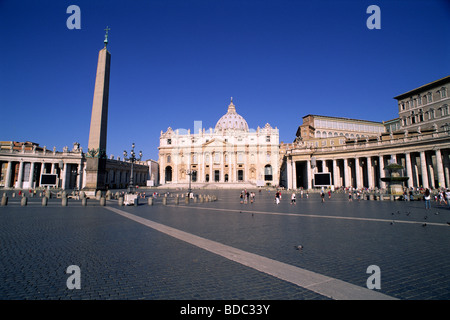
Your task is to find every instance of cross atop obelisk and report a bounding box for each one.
[85,29,111,191]
[104,26,110,48]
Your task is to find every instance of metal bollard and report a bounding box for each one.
[100,197,106,206]
[162,197,167,205]
[147,197,153,205]
[175,196,179,205]
[42,197,48,206]
[118,196,124,206]
[82,198,87,206]
[185,196,189,204]
[21,196,27,206]
[62,197,68,207]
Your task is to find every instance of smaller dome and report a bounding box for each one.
[215,98,249,132]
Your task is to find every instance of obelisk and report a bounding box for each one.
[84,27,111,191]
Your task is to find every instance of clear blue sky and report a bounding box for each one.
[1,0,449,161]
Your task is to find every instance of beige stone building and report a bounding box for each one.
[158,99,280,188]
[282,75,450,190]
[396,75,450,133]
[0,141,148,190]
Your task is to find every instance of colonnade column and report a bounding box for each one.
[356,158,363,189]
[306,159,312,189]
[4,161,12,188]
[29,162,35,189]
[405,152,413,188]
[292,159,297,189]
[286,158,292,189]
[435,149,445,188]
[378,156,385,189]
[332,159,339,187]
[343,158,350,188]
[16,161,24,189]
[367,157,374,189]
[420,151,429,189]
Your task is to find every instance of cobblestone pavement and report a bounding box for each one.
[1,189,449,300]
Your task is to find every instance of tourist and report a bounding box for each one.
[348,191,353,202]
[320,190,325,203]
[291,192,296,205]
[424,188,431,209]
[275,191,280,204]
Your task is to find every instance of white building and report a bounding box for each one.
[158,99,280,188]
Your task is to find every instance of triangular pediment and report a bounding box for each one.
[202,138,233,148]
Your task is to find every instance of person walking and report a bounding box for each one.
[321,190,325,203]
[424,188,431,209]
[291,192,296,205]
[275,191,280,204]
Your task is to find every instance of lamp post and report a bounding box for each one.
[123,143,142,194]
[186,169,195,196]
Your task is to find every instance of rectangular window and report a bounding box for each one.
[266,136,270,142]
[214,170,220,182]
[167,139,171,145]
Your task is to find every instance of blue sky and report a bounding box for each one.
[1,0,449,161]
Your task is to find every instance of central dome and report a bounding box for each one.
[215,98,249,132]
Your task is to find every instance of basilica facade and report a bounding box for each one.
[158,99,280,187]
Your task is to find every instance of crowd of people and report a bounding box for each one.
[238,186,450,210]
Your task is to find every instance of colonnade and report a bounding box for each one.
[0,159,83,190]
[285,147,450,191]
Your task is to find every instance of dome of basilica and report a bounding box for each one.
[215,98,249,132]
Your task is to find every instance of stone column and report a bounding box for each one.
[4,161,12,188]
[367,157,374,189]
[77,162,83,190]
[435,149,445,189]
[443,150,450,188]
[29,162,35,189]
[209,152,213,182]
[356,158,363,189]
[405,152,413,188]
[16,161,24,189]
[286,157,292,189]
[292,159,297,189]
[343,158,350,188]
[332,159,338,187]
[306,159,312,190]
[426,152,434,189]
[420,151,429,189]
[61,163,67,190]
[379,155,385,189]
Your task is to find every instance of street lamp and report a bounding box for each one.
[123,143,143,194]
[186,169,195,197]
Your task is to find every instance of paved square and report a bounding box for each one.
[1,189,449,300]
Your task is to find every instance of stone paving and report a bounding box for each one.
[0,189,449,300]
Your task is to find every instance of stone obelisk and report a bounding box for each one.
[84,27,111,191]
